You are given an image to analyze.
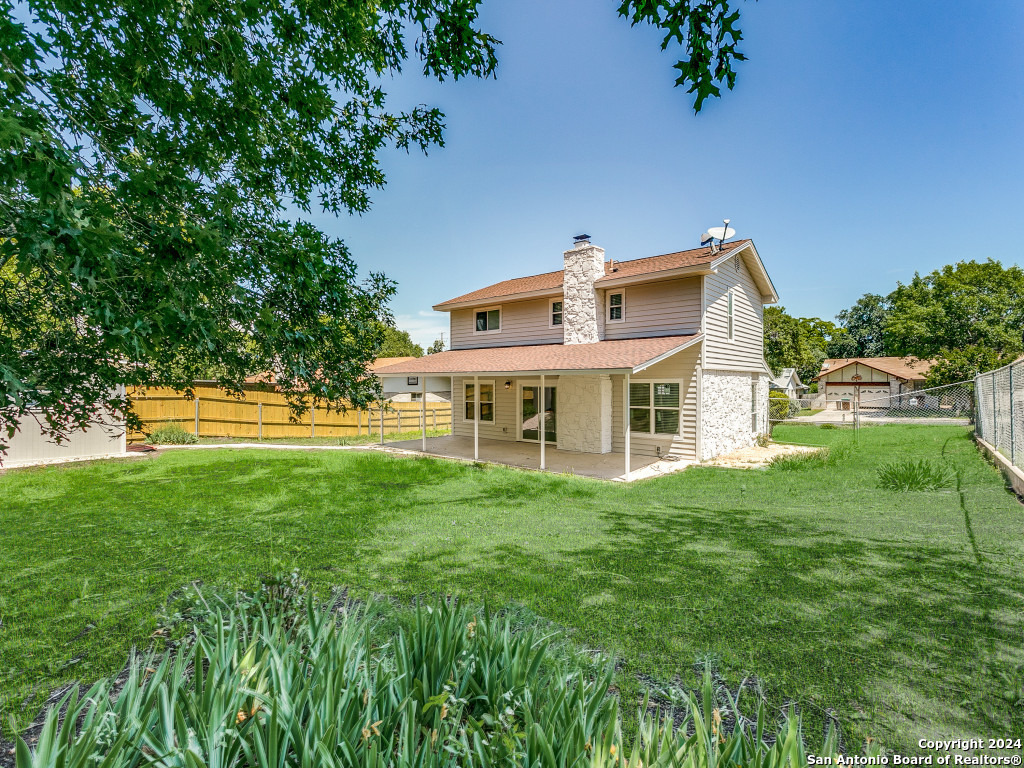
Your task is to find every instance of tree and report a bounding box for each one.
[378,328,424,358]
[885,260,1024,384]
[426,337,446,355]
[1,0,749,454]
[834,294,890,357]
[763,306,840,385]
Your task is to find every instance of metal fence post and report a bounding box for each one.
[357,409,362,436]
[1011,364,1016,464]
[397,409,401,434]
[432,408,437,430]
[379,408,384,445]
[194,398,200,436]
[992,371,998,448]
[310,406,315,438]
[258,403,263,440]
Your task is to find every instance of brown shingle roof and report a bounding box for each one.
[815,357,936,382]
[433,241,750,308]
[371,335,702,375]
[369,356,417,373]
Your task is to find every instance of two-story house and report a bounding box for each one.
[375,235,777,478]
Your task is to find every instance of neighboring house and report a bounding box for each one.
[375,235,778,471]
[768,368,808,399]
[813,357,935,410]
[371,358,451,403]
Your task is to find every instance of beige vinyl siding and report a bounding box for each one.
[610,344,700,459]
[703,254,767,371]
[450,298,564,350]
[451,375,540,441]
[599,277,702,341]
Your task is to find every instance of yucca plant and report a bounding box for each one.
[877,459,954,491]
[15,582,875,767]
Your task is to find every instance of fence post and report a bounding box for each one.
[1010,364,1016,464]
[992,371,998,447]
[380,407,384,445]
[397,409,402,434]
[194,398,200,436]
[357,409,362,436]
[310,406,315,438]
[258,403,263,440]
[432,408,436,430]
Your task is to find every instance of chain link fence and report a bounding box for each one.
[855,382,974,424]
[975,358,1024,472]
[767,383,974,434]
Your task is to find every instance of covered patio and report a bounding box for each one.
[372,434,692,482]
[372,335,704,481]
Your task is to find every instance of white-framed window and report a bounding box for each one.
[550,298,563,328]
[464,380,494,422]
[407,376,419,386]
[411,392,423,402]
[474,307,501,334]
[607,291,625,323]
[727,290,735,340]
[629,381,681,436]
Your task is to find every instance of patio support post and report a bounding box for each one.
[421,376,427,451]
[540,374,546,470]
[623,373,631,481]
[474,375,480,461]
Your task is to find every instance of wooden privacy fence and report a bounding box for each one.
[127,383,452,443]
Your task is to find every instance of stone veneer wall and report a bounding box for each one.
[561,241,605,345]
[701,370,768,460]
[556,375,612,453]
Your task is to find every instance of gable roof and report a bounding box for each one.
[371,334,703,376]
[769,368,807,390]
[814,357,935,382]
[433,239,776,310]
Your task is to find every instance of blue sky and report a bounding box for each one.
[313,0,1024,348]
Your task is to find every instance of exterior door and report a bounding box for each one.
[520,385,556,443]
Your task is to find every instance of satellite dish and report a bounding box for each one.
[706,226,736,242]
[700,232,713,245]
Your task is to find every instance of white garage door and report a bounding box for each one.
[828,385,857,404]
[857,386,891,408]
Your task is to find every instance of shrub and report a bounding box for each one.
[148,423,198,444]
[819,423,839,430]
[14,582,863,767]
[877,460,954,491]
[755,432,770,448]
[768,391,796,423]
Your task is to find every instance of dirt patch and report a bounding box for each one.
[703,442,819,469]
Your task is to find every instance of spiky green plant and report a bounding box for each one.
[877,460,954,492]
[148,423,199,445]
[15,586,874,767]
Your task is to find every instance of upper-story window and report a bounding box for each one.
[474,307,501,334]
[550,299,563,327]
[727,290,735,340]
[407,376,419,386]
[607,291,625,323]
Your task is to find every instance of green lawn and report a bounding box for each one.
[1,424,1022,754]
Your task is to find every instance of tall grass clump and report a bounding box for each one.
[14,581,867,767]
[148,423,198,445]
[877,459,953,491]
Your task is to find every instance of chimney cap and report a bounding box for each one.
[573,233,591,244]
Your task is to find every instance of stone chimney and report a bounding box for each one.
[562,235,605,345]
